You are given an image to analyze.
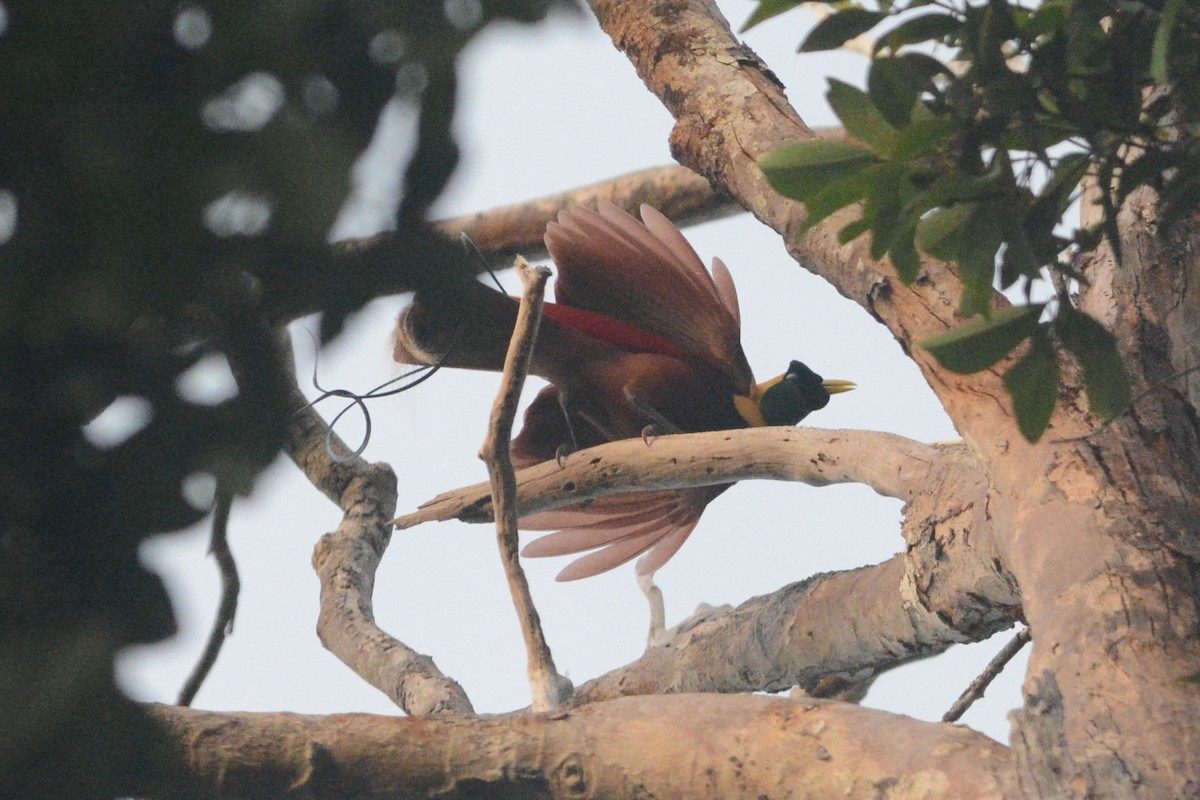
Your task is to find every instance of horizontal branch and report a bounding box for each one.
[394,427,939,529]
[435,163,741,265]
[137,695,1017,800]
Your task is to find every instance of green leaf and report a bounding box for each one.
[801,162,881,229]
[999,222,1039,288]
[1029,152,1090,233]
[1004,327,1060,442]
[838,216,871,244]
[921,303,1044,374]
[800,8,886,52]
[828,79,898,157]
[1151,0,1181,84]
[892,114,955,161]
[1054,306,1132,420]
[956,200,1007,313]
[759,139,876,201]
[888,222,922,283]
[863,164,905,258]
[868,58,918,128]
[740,0,804,33]
[875,11,962,54]
[915,203,974,261]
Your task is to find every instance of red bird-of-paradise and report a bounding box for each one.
[394,203,853,580]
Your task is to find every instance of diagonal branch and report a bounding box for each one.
[394,427,941,529]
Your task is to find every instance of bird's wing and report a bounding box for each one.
[545,203,753,390]
[519,485,726,581]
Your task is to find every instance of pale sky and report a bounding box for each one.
[117,0,1028,742]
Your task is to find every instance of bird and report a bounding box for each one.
[393,202,853,580]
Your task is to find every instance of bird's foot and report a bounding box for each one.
[554,443,573,468]
[624,388,684,439]
[641,424,661,446]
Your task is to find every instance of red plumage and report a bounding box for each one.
[393,203,756,580]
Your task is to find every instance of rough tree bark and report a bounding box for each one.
[129,1,1200,798]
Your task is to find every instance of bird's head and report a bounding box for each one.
[734,360,855,427]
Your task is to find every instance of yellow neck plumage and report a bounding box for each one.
[732,373,788,428]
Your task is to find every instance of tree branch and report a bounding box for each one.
[394,427,940,529]
[177,484,238,707]
[572,517,1018,706]
[436,163,740,266]
[280,333,473,715]
[943,628,1031,723]
[479,257,571,710]
[136,695,1017,800]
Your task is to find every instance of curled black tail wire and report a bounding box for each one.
[299,232,503,461]
[297,329,461,462]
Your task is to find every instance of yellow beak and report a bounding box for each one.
[822,379,856,395]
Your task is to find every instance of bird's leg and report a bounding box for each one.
[637,559,667,649]
[623,387,683,444]
[554,389,582,468]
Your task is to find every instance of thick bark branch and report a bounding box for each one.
[394,427,940,529]
[282,335,473,715]
[573,555,1009,705]
[136,695,1018,800]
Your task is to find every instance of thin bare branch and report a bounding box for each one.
[394,427,940,529]
[480,257,571,711]
[177,483,238,707]
[943,628,1032,723]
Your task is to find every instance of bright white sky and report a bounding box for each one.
[117,0,1028,742]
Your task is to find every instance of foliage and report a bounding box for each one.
[747,0,1198,439]
[0,2,565,797]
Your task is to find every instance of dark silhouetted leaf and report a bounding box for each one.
[1054,306,1132,420]
[999,222,1038,288]
[741,0,805,33]
[1029,152,1089,232]
[800,8,886,52]
[1003,326,1060,441]
[922,303,1044,374]
[875,11,963,54]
